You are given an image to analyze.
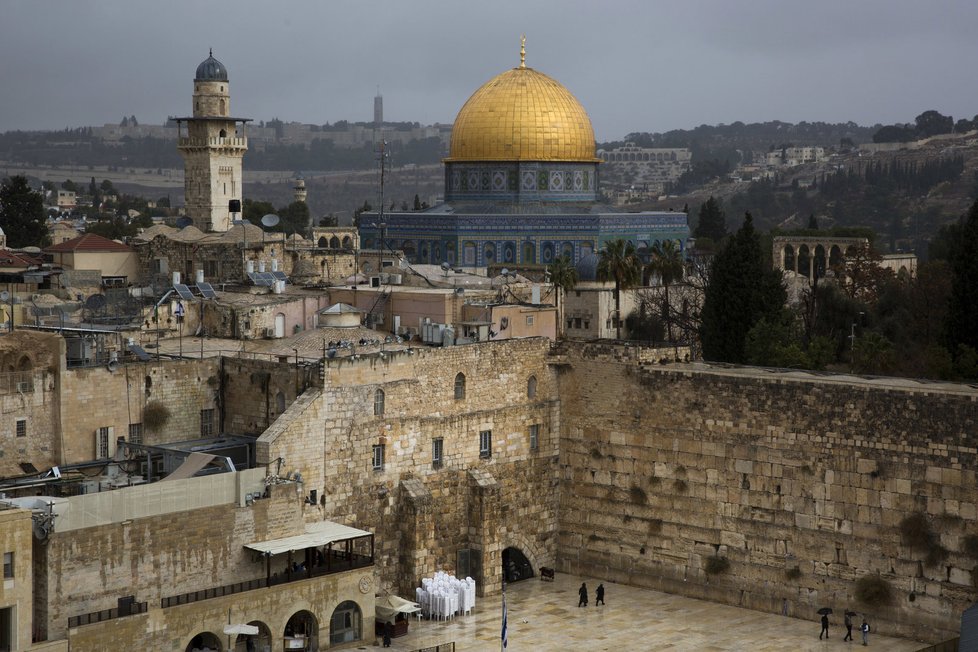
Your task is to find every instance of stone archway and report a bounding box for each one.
[329,600,362,646]
[284,609,320,651]
[502,546,535,583]
[232,621,271,652]
[185,631,222,652]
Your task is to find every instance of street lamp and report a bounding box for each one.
[849,311,865,371]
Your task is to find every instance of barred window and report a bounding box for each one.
[479,430,492,459]
[454,373,466,400]
[432,438,444,469]
[15,418,26,438]
[372,444,385,471]
[200,409,215,437]
[374,389,385,416]
[529,424,540,451]
[129,423,143,445]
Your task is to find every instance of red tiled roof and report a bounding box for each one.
[0,251,41,267]
[44,233,132,253]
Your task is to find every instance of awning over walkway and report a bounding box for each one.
[244,520,372,556]
[376,595,422,624]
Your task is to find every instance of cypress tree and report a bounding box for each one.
[700,212,786,363]
[694,196,727,243]
[946,200,978,356]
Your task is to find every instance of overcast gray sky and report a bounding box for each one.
[2,0,977,141]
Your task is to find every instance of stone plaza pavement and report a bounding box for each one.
[373,572,924,651]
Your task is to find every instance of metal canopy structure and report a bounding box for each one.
[245,521,371,556]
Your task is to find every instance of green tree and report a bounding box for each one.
[645,240,684,342]
[807,213,818,230]
[0,176,50,247]
[946,200,978,363]
[279,200,310,235]
[242,198,276,226]
[597,239,642,340]
[694,196,727,242]
[701,212,786,363]
[62,179,77,192]
[547,255,578,339]
[413,194,422,211]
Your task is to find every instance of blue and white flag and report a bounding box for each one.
[501,590,508,649]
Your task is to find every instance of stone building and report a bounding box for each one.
[175,51,249,232]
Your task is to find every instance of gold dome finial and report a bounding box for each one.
[520,35,526,68]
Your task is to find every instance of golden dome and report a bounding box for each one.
[447,62,599,163]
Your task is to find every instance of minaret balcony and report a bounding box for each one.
[178,136,248,149]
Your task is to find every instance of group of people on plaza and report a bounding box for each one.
[821,611,871,645]
[577,582,605,607]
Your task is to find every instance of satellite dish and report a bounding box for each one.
[454,287,465,295]
[261,214,280,228]
[84,294,107,310]
[0,291,8,302]
[107,360,120,373]
[175,216,193,228]
[440,262,451,272]
[326,348,337,359]
[500,317,510,330]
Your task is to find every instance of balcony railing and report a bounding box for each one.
[178,136,247,148]
[0,371,34,395]
[68,600,148,628]
[161,552,372,609]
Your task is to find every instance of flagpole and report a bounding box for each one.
[501,579,508,651]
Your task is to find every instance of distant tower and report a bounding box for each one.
[175,50,250,232]
[374,90,383,127]
[293,175,307,204]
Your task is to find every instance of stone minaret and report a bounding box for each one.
[176,50,249,232]
[293,175,307,204]
[374,90,383,126]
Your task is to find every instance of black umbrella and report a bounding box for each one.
[845,610,858,617]
[817,607,833,615]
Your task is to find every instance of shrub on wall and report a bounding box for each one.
[854,574,893,607]
[785,566,802,580]
[704,556,730,575]
[629,485,648,505]
[899,512,947,567]
[962,534,978,558]
[673,478,688,493]
[143,401,171,432]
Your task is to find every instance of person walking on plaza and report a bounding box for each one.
[578,582,588,607]
[861,619,870,645]
[819,613,829,639]
[595,583,605,606]
[844,612,853,641]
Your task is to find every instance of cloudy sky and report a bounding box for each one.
[2,0,977,141]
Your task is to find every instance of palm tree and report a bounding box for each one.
[645,240,685,342]
[596,239,642,340]
[547,255,578,339]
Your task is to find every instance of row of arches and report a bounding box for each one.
[185,602,362,651]
[779,243,852,279]
[317,235,354,249]
[599,150,680,163]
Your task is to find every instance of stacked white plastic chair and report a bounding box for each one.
[416,571,477,619]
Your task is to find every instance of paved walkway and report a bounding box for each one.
[372,572,923,651]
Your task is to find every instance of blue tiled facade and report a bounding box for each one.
[359,210,690,268]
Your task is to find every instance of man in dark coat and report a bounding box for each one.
[578,582,588,607]
[819,613,830,639]
[595,583,605,606]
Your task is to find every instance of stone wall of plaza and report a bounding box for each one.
[59,358,221,461]
[0,332,64,477]
[65,569,371,652]
[554,342,978,641]
[37,477,305,642]
[220,357,321,436]
[255,338,561,598]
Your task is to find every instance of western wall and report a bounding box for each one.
[555,341,978,641]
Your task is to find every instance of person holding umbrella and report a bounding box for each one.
[844,610,857,641]
[818,607,832,639]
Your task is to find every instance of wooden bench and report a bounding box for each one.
[540,567,555,581]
